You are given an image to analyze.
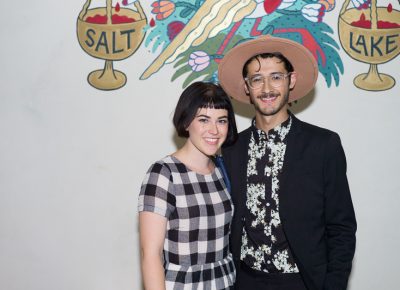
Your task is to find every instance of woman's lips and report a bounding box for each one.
[204,137,219,145]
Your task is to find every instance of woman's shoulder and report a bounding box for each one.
[146,155,186,175]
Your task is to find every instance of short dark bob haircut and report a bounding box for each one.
[173,81,238,146]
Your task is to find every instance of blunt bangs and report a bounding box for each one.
[173,82,238,146]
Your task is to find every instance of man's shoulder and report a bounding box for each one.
[238,126,252,137]
[294,116,338,140]
[222,126,251,154]
[234,126,253,143]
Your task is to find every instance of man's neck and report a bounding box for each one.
[255,109,289,132]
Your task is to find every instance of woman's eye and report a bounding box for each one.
[199,118,208,123]
[218,119,228,124]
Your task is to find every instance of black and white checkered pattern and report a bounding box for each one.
[138,156,235,289]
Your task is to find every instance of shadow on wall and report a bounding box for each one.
[290,88,316,115]
[173,133,186,150]
[135,217,145,290]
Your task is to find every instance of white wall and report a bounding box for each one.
[0,1,399,289]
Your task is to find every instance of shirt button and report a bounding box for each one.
[267,260,271,264]
[266,203,270,206]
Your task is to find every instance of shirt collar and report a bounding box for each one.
[251,112,293,143]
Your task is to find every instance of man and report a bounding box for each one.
[218,35,357,290]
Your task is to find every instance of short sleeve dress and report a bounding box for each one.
[138,156,235,290]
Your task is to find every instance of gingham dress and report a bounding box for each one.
[138,156,235,290]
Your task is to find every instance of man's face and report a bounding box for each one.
[244,57,296,117]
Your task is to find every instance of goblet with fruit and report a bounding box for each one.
[77,0,147,90]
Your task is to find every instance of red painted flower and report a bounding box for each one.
[167,21,185,41]
[263,0,283,14]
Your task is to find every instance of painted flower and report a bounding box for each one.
[167,21,185,41]
[351,0,371,10]
[188,51,211,72]
[151,1,175,20]
[302,3,326,23]
[248,0,296,18]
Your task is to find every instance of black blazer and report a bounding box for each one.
[222,115,357,290]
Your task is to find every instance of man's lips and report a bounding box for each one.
[257,92,280,101]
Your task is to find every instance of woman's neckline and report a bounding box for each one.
[169,155,216,176]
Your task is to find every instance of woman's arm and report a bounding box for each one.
[139,211,168,290]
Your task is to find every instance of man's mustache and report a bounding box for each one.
[257,92,280,99]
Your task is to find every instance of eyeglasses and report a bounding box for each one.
[245,73,291,89]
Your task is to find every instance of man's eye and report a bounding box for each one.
[271,74,284,81]
[251,76,263,83]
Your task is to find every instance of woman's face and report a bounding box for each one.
[186,107,229,157]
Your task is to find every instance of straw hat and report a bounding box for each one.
[218,35,318,103]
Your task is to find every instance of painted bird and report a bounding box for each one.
[140,0,300,80]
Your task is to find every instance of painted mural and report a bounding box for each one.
[142,0,346,89]
[77,0,147,90]
[339,0,399,91]
[76,0,399,92]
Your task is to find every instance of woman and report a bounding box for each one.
[138,82,238,290]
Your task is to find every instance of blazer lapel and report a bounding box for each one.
[231,128,251,218]
[228,128,251,258]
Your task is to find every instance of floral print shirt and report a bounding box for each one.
[241,115,299,273]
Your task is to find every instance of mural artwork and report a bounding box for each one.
[142,0,346,91]
[77,0,147,90]
[339,0,399,91]
[76,1,398,92]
